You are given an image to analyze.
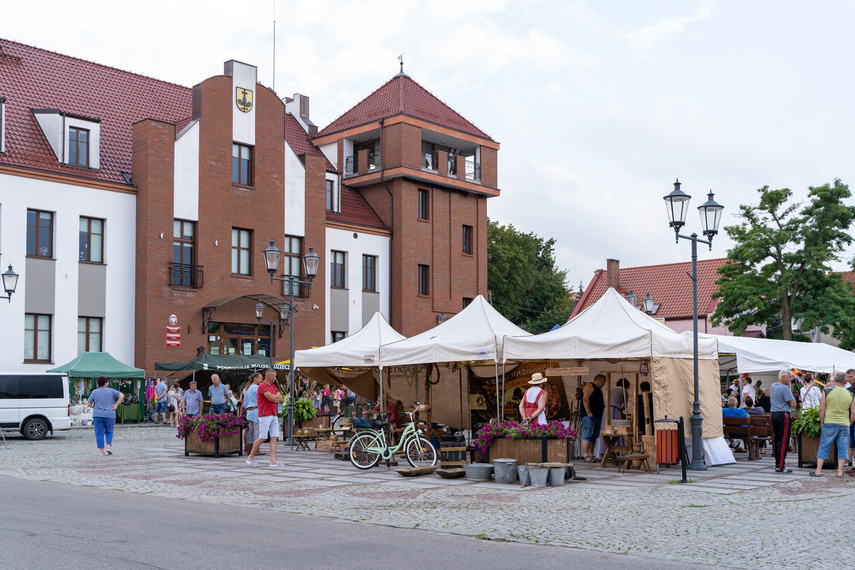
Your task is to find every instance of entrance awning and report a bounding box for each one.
[201,293,285,331]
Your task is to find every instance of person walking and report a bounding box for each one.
[246,369,284,467]
[771,370,797,473]
[811,372,855,478]
[87,377,124,455]
[242,372,262,454]
[182,381,204,418]
[167,383,179,427]
[208,374,229,414]
[580,374,606,463]
[153,377,168,424]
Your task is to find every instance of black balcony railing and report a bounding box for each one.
[169,263,204,288]
[282,279,311,299]
[344,149,381,177]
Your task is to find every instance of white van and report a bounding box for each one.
[0,373,71,440]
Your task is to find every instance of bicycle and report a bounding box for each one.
[349,402,438,470]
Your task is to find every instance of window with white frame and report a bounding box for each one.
[326,179,340,213]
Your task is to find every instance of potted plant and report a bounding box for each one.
[793,407,835,468]
[177,413,247,458]
[472,420,576,464]
[280,397,319,427]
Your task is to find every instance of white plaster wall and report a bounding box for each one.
[33,112,62,161]
[319,142,337,169]
[324,228,390,342]
[0,173,136,372]
[283,143,305,237]
[231,62,256,146]
[173,121,200,221]
[1,101,6,154]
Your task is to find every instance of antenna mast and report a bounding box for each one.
[272,1,276,92]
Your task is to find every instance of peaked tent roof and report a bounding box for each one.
[294,312,406,368]
[691,333,855,374]
[504,288,719,361]
[379,295,530,366]
[48,352,145,378]
[315,73,492,140]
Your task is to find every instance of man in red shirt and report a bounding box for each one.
[246,369,284,467]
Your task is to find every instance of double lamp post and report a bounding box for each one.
[663,179,724,471]
[259,240,320,447]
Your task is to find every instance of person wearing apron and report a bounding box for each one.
[519,373,549,426]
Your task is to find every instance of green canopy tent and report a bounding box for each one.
[49,352,145,378]
[154,354,288,371]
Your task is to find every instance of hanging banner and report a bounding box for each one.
[468,361,569,430]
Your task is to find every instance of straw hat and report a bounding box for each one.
[529,373,548,385]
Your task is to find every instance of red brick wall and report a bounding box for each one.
[480,146,498,188]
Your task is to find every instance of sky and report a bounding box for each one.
[4,0,855,290]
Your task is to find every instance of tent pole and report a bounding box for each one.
[495,360,500,422]
[501,361,506,421]
[379,367,384,411]
[459,367,464,430]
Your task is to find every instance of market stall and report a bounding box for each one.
[502,288,731,466]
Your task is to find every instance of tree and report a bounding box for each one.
[487,220,575,333]
[711,179,855,344]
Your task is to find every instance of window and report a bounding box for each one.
[332,331,346,343]
[282,235,303,296]
[463,297,473,309]
[326,179,340,212]
[418,189,430,220]
[68,126,89,167]
[462,225,473,255]
[206,322,270,357]
[232,143,252,185]
[418,264,430,296]
[171,220,202,287]
[0,97,6,154]
[79,217,104,262]
[27,209,53,258]
[362,255,376,292]
[331,251,346,288]
[78,317,102,354]
[25,314,52,361]
[231,228,252,275]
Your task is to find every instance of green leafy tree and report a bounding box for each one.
[487,220,575,333]
[711,180,855,344]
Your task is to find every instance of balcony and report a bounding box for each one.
[169,263,204,288]
[282,279,311,299]
[423,150,480,182]
[344,149,382,178]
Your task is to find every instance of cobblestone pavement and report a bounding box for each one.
[2,426,853,569]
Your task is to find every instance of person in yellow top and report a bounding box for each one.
[811,372,855,478]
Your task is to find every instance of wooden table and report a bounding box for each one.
[293,429,312,451]
[601,432,634,468]
[313,427,352,450]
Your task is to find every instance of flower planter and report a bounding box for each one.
[184,428,243,458]
[487,437,571,464]
[797,433,838,468]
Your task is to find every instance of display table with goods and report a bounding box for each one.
[473,421,576,464]
[116,403,142,423]
[177,413,247,458]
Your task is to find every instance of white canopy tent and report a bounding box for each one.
[503,288,732,466]
[379,295,531,420]
[294,312,406,402]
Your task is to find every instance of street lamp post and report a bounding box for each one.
[0,256,19,302]
[663,179,724,471]
[261,241,320,448]
[254,302,288,368]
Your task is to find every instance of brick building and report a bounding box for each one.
[0,40,499,376]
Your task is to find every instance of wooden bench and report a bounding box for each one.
[746,414,772,460]
[723,416,750,452]
[616,452,652,473]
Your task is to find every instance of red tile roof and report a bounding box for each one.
[571,258,729,320]
[285,113,328,163]
[0,39,191,185]
[315,73,492,140]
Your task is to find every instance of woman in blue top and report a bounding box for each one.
[87,377,124,455]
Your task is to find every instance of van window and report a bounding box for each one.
[0,375,19,398]
[19,376,63,399]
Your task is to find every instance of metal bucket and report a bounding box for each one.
[548,466,564,486]
[528,465,548,487]
[464,463,494,481]
[492,458,518,484]
[517,465,530,487]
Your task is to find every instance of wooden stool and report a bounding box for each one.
[617,453,652,473]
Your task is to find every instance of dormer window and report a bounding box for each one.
[68,126,89,167]
[0,97,6,154]
[31,109,100,169]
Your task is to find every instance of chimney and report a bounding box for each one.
[606,259,620,290]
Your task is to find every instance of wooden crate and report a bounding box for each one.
[440,441,467,467]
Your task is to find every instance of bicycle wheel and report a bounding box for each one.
[349,433,382,470]
[404,436,437,468]
[331,414,346,430]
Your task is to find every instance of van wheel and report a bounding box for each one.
[22,418,48,440]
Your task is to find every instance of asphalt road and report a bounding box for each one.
[0,475,721,569]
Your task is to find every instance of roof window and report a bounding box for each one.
[31,109,100,169]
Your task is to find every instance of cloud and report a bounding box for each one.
[620,0,715,51]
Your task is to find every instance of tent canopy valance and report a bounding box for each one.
[48,352,145,378]
[155,354,288,371]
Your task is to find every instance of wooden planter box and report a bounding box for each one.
[184,428,243,458]
[487,437,571,464]
[797,433,838,468]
